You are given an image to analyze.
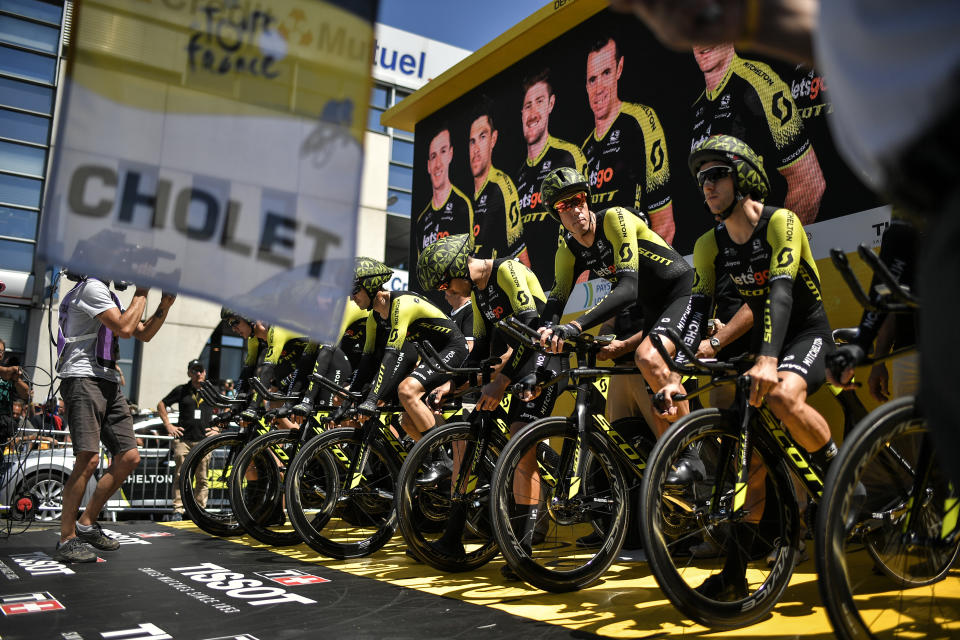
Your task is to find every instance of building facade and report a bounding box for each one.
[0,1,468,409]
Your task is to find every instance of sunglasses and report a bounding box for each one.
[436,276,453,291]
[227,317,242,328]
[697,165,733,187]
[554,192,587,214]
[351,282,365,296]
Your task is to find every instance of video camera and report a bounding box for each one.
[65,230,181,290]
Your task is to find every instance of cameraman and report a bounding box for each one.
[55,277,175,563]
[0,338,30,444]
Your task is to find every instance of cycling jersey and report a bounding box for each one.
[515,135,588,285]
[355,292,467,407]
[414,185,474,257]
[582,103,671,216]
[339,299,370,368]
[545,206,692,331]
[686,206,830,358]
[465,258,546,380]
[472,166,525,262]
[690,54,811,174]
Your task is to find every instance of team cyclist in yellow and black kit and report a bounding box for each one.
[537,167,695,436]
[658,134,839,600]
[417,233,558,575]
[289,300,364,420]
[349,258,469,442]
[220,308,318,426]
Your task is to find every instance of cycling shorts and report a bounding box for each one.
[407,342,469,391]
[507,352,564,424]
[776,328,834,394]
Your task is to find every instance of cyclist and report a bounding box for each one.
[349,257,469,443]
[659,134,838,600]
[826,208,921,399]
[417,233,558,575]
[289,302,362,420]
[537,167,695,436]
[220,308,314,428]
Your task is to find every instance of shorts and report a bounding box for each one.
[507,352,563,424]
[61,376,136,456]
[407,341,469,390]
[645,292,693,342]
[775,330,834,394]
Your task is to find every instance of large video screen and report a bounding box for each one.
[409,8,882,292]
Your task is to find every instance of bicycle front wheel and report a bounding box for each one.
[396,421,503,572]
[285,426,400,559]
[229,429,302,546]
[490,417,630,592]
[639,408,800,629]
[179,432,246,537]
[816,396,960,640]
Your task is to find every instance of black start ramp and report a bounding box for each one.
[0,523,589,640]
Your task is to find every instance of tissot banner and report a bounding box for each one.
[39,0,378,342]
[409,8,884,293]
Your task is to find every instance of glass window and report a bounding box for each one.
[391,138,414,165]
[393,90,410,106]
[0,172,42,207]
[0,44,56,83]
[370,85,389,108]
[386,188,411,216]
[0,15,60,54]
[367,106,385,133]
[1,0,63,24]
[0,304,28,354]
[0,237,33,270]
[0,76,53,112]
[0,205,36,239]
[0,108,48,143]
[394,127,414,140]
[0,139,46,175]
[388,163,412,190]
[384,214,410,269]
[116,337,138,401]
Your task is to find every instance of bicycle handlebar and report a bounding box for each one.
[829,245,918,314]
[309,373,362,404]
[248,377,300,403]
[199,381,245,408]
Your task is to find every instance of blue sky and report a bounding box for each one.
[377,0,546,51]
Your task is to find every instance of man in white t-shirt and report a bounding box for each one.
[55,276,175,563]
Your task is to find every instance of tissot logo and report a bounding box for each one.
[171,563,318,606]
[9,552,75,576]
[0,591,64,616]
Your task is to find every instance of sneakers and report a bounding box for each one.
[500,563,522,582]
[665,449,706,488]
[75,522,120,551]
[576,531,605,549]
[689,537,724,558]
[695,573,748,601]
[165,512,183,522]
[766,539,809,567]
[415,461,452,487]
[55,537,98,563]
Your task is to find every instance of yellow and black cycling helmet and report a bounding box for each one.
[688,134,770,206]
[353,256,394,298]
[418,234,471,291]
[540,167,590,221]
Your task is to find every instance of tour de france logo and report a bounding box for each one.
[277,8,313,47]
